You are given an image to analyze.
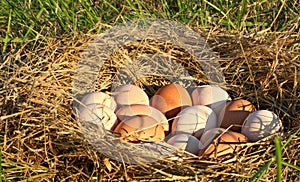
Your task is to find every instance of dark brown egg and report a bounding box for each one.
[219,99,256,132]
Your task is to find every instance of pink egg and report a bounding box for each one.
[113,84,149,109]
[79,92,117,111]
[171,105,218,138]
[116,104,169,131]
[78,103,118,131]
[192,85,231,118]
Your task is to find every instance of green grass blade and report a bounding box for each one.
[249,159,273,182]
[0,145,2,182]
[2,9,12,53]
[23,7,45,42]
[282,161,300,171]
[282,128,300,149]
[275,136,282,182]
[203,0,236,30]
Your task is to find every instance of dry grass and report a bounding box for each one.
[1,27,299,181]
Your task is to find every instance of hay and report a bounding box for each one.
[1,27,299,181]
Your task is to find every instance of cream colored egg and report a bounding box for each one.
[199,128,226,149]
[116,104,169,131]
[78,103,118,131]
[241,110,283,142]
[191,85,231,118]
[166,134,202,155]
[171,105,218,138]
[113,84,149,109]
[79,92,117,111]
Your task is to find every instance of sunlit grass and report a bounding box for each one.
[250,128,300,182]
[1,0,299,52]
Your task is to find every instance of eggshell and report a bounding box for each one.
[78,103,118,131]
[114,115,165,142]
[241,110,283,142]
[192,85,231,117]
[113,84,149,109]
[150,84,192,118]
[79,92,117,111]
[199,128,226,149]
[171,105,218,138]
[166,134,202,155]
[198,131,248,160]
[115,104,169,131]
[219,99,256,132]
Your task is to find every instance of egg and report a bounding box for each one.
[192,85,231,117]
[115,104,169,131]
[166,134,202,155]
[79,92,117,111]
[150,84,192,119]
[78,103,118,131]
[113,84,149,109]
[219,99,256,132]
[241,110,283,142]
[171,105,218,138]
[198,131,248,160]
[199,128,226,148]
[113,115,165,142]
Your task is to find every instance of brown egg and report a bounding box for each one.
[115,104,169,131]
[198,131,248,160]
[219,99,256,132]
[113,84,149,109]
[113,115,165,143]
[150,84,192,119]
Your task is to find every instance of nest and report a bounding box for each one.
[1,20,299,181]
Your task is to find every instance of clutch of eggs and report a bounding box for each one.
[76,84,284,160]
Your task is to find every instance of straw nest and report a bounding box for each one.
[1,27,299,181]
